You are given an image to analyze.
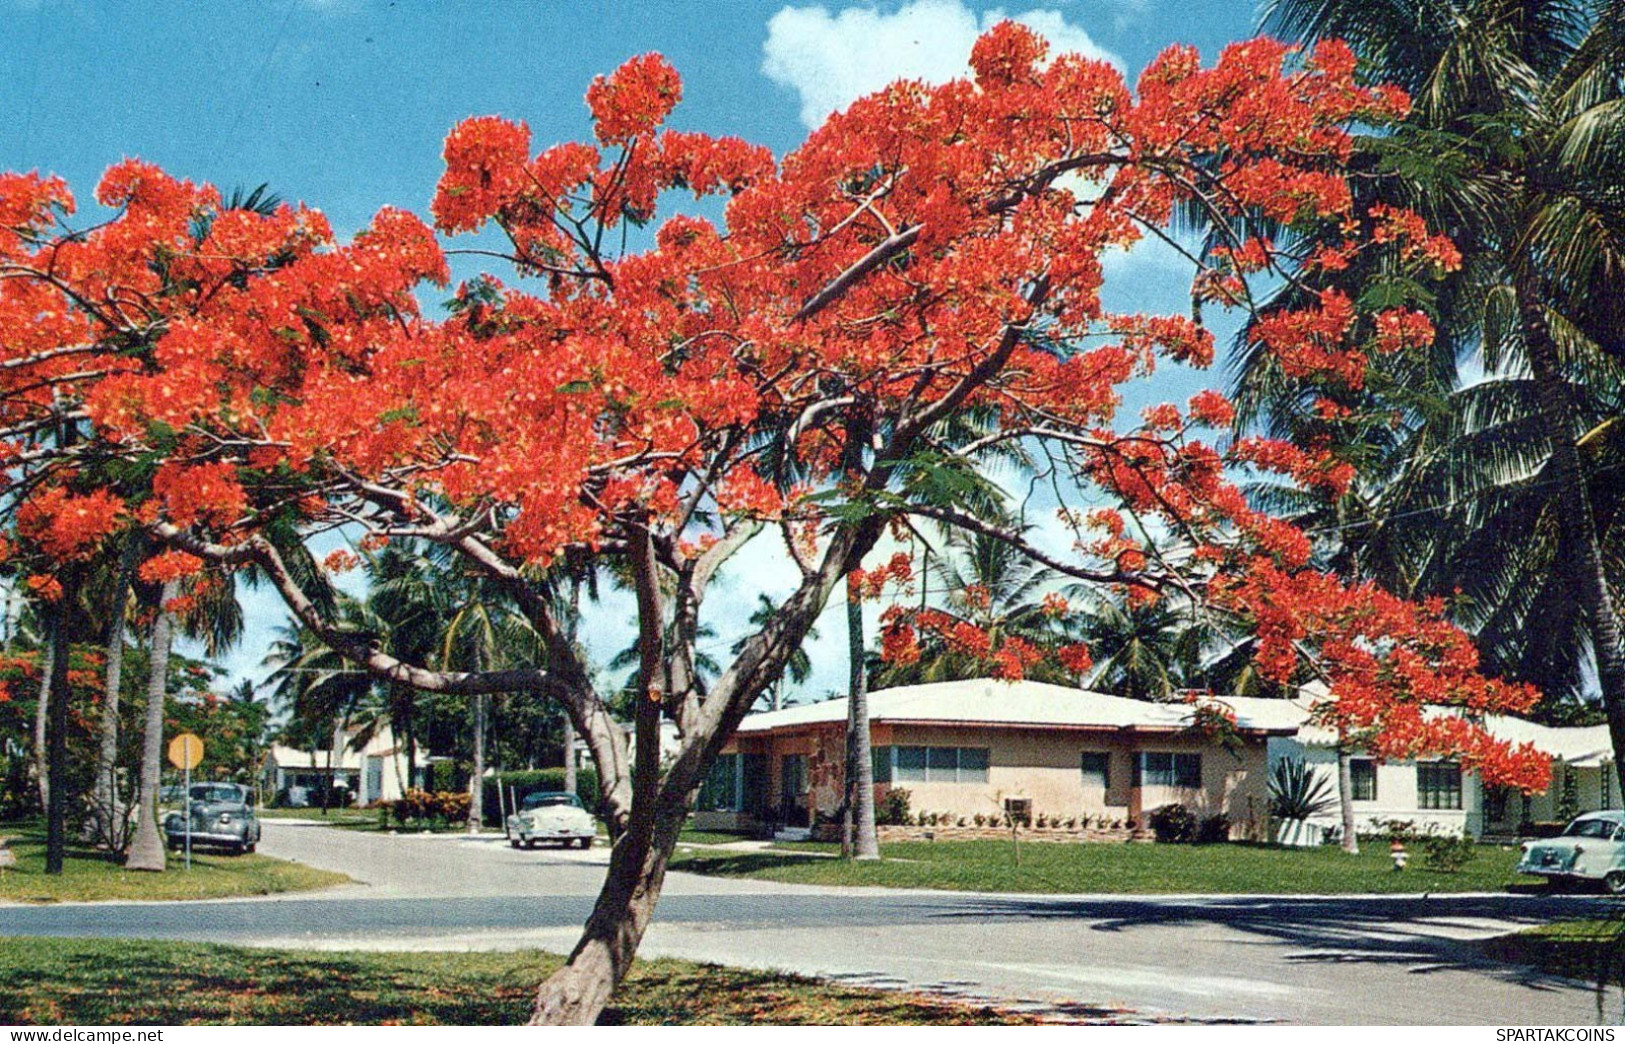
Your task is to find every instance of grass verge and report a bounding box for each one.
[671,838,1540,894]
[1482,918,1625,983]
[0,938,1050,1025]
[0,821,349,903]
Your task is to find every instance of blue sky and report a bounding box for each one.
[2,0,1261,702]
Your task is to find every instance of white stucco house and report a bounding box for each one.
[263,723,424,806]
[1231,690,1621,839]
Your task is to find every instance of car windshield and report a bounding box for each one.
[1563,818,1620,839]
[190,785,245,804]
[521,792,581,810]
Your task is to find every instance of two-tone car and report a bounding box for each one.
[506,790,596,849]
[164,782,262,855]
[1516,810,1625,893]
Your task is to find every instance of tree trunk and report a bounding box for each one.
[1337,745,1359,855]
[126,581,178,872]
[468,692,486,833]
[32,638,54,816]
[44,601,70,874]
[1519,282,1625,799]
[841,575,879,860]
[563,714,577,795]
[93,581,130,850]
[530,798,688,1025]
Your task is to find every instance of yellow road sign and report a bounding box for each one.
[167,732,204,771]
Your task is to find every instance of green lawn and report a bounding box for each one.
[258,806,383,826]
[677,827,757,846]
[0,821,349,903]
[671,838,1541,894]
[1482,918,1625,984]
[0,938,1051,1026]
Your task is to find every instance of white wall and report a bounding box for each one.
[1268,738,1483,838]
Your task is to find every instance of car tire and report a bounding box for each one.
[525,838,537,850]
[244,842,257,854]
[577,837,592,850]
[1604,871,1625,895]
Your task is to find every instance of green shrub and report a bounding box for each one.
[1148,803,1197,843]
[1268,759,1336,820]
[1417,833,1476,872]
[487,767,601,821]
[875,787,912,826]
[1195,813,1231,844]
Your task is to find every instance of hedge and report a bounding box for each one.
[483,767,601,822]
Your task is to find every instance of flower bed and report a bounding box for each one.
[871,824,1136,844]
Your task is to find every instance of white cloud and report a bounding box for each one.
[762,0,1122,129]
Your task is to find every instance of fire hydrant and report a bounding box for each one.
[1390,840,1408,871]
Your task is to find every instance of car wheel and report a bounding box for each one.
[525,838,538,850]
[577,837,592,850]
[509,837,522,849]
[244,842,257,854]
[1604,871,1625,895]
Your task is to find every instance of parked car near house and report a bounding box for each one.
[1515,810,1625,892]
[506,790,595,849]
[163,783,261,855]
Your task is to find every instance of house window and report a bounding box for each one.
[1081,752,1110,790]
[893,746,990,784]
[699,753,740,811]
[1135,752,1201,789]
[1417,762,1463,810]
[871,746,892,785]
[1351,758,1377,802]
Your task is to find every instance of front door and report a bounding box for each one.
[781,754,808,827]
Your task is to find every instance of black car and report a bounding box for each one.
[164,783,262,855]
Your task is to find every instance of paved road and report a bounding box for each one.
[2,820,1619,1025]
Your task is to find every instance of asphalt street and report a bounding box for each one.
[2,819,1620,1024]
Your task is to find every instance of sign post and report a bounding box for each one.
[167,733,204,871]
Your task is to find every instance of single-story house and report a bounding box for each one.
[1240,691,1622,839]
[264,723,424,807]
[695,679,1300,839]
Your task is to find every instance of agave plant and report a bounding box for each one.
[1268,758,1337,821]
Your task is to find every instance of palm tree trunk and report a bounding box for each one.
[468,692,486,833]
[1519,281,1625,799]
[530,797,688,1024]
[44,601,70,875]
[841,574,879,859]
[127,581,178,872]
[1337,745,1359,855]
[93,582,130,850]
[32,638,54,816]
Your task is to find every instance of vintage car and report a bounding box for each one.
[164,782,262,855]
[506,790,595,849]
[1516,810,1625,892]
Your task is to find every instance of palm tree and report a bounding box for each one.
[1255,0,1625,790]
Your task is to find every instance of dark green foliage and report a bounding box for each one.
[1147,803,1197,843]
[489,767,601,819]
[875,788,912,826]
[1416,833,1477,873]
[1195,813,1232,845]
[1268,758,1337,820]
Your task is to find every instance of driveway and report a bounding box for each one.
[1,819,1617,1025]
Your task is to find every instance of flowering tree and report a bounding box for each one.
[0,25,1550,1023]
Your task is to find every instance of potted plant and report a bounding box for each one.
[1268,758,1336,847]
